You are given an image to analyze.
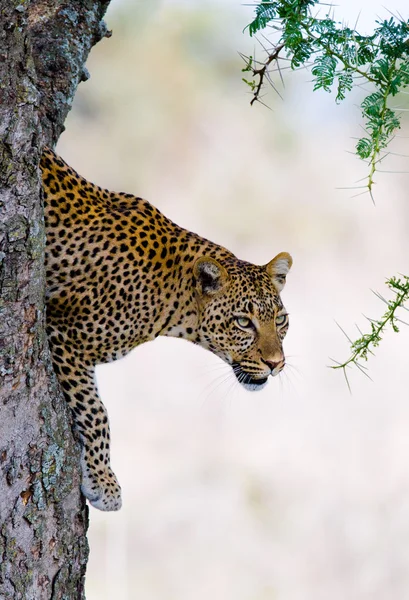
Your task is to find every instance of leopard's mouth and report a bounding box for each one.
[232,363,268,392]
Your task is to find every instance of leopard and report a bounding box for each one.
[41,147,293,511]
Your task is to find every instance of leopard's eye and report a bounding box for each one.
[235,316,253,329]
[276,314,288,326]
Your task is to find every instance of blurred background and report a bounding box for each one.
[58,0,409,598]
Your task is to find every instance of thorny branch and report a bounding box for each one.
[331,276,409,382]
[246,42,285,105]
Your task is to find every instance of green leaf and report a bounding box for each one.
[356,137,373,159]
[311,54,337,92]
[336,69,353,102]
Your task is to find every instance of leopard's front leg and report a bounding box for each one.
[48,331,122,511]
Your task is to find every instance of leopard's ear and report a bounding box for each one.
[265,252,292,292]
[193,257,228,296]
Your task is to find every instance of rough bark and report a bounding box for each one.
[0,1,111,598]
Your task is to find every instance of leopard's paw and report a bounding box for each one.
[81,465,122,511]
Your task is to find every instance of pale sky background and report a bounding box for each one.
[59,1,409,598]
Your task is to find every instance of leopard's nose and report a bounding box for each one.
[265,359,279,371]
[263,359,284,375]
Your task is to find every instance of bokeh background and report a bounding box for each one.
[58,0,409,598]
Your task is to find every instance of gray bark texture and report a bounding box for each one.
[0,1,111,597]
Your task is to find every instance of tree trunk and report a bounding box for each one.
[0,1,111,597]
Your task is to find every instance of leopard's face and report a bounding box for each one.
[193,252,292,391]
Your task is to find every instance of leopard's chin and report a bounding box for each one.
[232,363,268,392]
[241,379,268,392]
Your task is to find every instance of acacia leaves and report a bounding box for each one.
[244,1,409,196]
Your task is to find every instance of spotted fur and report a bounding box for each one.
[41,148,292,511]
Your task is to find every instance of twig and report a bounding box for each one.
[250,42,285,106]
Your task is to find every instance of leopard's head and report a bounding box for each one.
[193,252,292,391]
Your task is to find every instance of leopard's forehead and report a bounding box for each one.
[224,261,283,318]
